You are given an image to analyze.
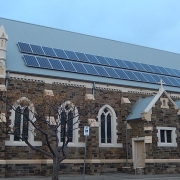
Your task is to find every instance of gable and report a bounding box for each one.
[126,84,179,121]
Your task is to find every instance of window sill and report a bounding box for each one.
[157,142,177,147]
[59,142,85,147]
[99,143,123,148]
[5,141,42,146]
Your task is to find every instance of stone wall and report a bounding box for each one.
[1,78,180,176]
[144,94,180,174]
[6,164,42,177]
[145,163,180,174]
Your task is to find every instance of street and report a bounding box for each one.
[0,173,180,180]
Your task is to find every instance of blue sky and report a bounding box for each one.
[1,0,180,53]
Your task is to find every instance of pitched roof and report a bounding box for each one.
[1,17,180,92]
[126,96,154,121]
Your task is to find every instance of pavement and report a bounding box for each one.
[0,173,180,180]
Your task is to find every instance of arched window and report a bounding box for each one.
[100,108,112,143]
[14,106,29,141]
[5,97,42,146]
[60,106,74,143]
[58,101,84,147]
[98,104,122,147]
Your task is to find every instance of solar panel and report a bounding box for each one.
[150,74,160,83]
[123,60,137,70]
[61,60,76,72]
[140,63,154,73]
[133,71,148,82]
[83,64,98,75]
[149,64,162,74]
[171,69,180,76]
[64,50,79,60]
[174,78,180,85]
[53,48,67,59]
[48,58,64,70]
[164,67,178,77]
[85,54,100,64]
[167,77,180,87]
[18,42,32,53]
[159,76,174,86]
[123,70,139,81]
[95,56,109,66]
[23,55,39,67]
[30,44,45,55]
[142,73,157,83]
[105,57,118,67]
[94,65,109,77]
[42,46,56,57]
[23,54,180,87]
[20,42,180,88]
[132,62,145,71]
[114,69,129,80]
[104,67,119,78]
[114,59,128,68]
[36,57,52,69]
[75,52,89,62]
[157,66,170,75]
[72,62,87,74]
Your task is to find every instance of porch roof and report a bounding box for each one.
[126,96,154,121]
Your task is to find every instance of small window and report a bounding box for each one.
[160,129,172,143]
[160,98,169,109]
[162,100,166,106]
[157,127,177,147]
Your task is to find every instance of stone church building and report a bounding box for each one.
[0,17,180,177]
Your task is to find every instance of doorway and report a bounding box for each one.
[132,137,145,169]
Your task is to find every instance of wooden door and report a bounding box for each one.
[134,140,145,168]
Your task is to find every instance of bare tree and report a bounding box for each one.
[0,90,96,180]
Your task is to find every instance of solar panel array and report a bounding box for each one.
[17,42,180,87]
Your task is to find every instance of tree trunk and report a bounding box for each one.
[52,156,60,180]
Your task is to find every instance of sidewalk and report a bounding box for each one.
[0,173,180,180]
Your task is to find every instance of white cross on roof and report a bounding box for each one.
[159,79,165,89]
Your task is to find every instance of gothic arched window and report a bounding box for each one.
[98,104,122,147]
[5,97,42,146]
[14,106,29,141]
[100,108,112,143]
[58,101,84,147]
[60,106,74,143]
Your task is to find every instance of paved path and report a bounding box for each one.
[0,173,180,180]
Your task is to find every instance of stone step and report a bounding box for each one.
[122,166,145,175]
[135,167,145,175]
